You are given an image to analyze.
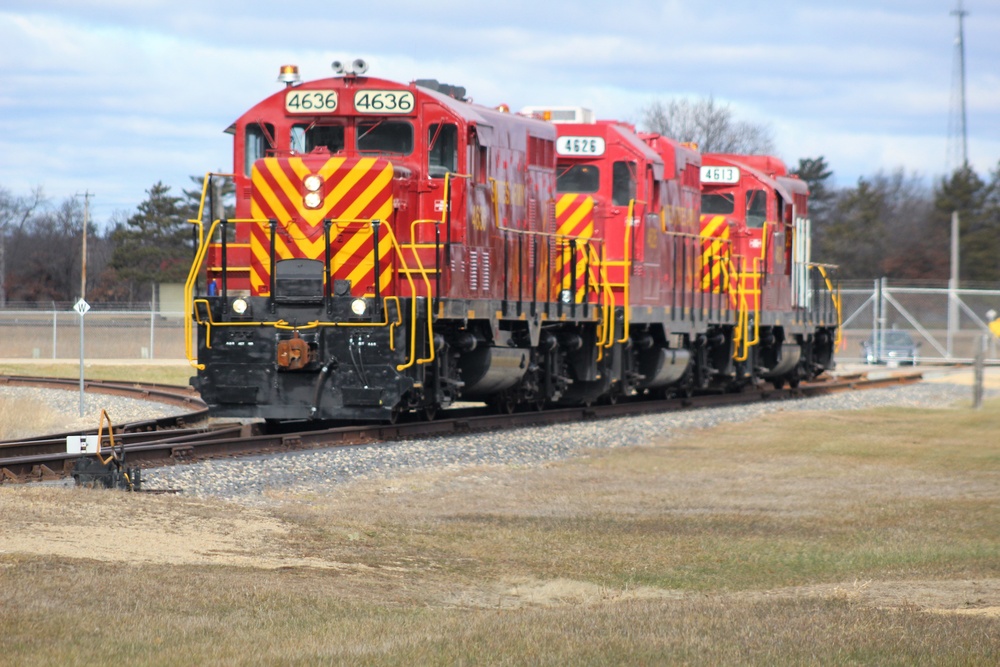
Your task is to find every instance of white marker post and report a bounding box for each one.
[73,298,90,416]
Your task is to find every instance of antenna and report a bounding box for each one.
[948,0,969,169]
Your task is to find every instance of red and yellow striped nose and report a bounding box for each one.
[699,214,731,294]
[248,156,395,297]
[555,194,595,302]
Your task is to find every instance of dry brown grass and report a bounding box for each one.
[2,396,1000,664]
[0,396,67,440]
[0,361,193,387]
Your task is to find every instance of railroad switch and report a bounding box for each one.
[70,457,143,491]
[66,409,142,491]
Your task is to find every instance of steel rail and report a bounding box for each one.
[0,371,923,484]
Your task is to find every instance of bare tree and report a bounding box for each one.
[640,97,775,154]
[0,186,46,306]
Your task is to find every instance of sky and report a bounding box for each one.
[1,0,998,225]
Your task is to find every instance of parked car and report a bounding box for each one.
[861,330,920,366]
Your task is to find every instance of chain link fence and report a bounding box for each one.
[0,303,189,360]
[2,280,999,363]
[840,280,1000,364]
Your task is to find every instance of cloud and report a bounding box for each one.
[0,0,998,223]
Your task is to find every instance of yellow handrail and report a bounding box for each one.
[815,264,843,349]
[184,218,221,370]
[615,199,636,344]
[185,218,432,372]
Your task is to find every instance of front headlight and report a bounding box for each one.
[232,297,248,315]
[350,298,367,316]
[304,174,323,192]
[304,191,322,209]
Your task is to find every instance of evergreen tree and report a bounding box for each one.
[110,182,191,301]
[792,157,836,260]
[792,157,834,221]
[933,165,997,284]
[822,177,888,279]
[181,173,235,223]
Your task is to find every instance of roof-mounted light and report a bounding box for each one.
[277,64,301,87]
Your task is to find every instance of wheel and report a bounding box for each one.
[386,407,401,424]
[493,394,516,415]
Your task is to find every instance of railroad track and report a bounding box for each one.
[0,371,922,484]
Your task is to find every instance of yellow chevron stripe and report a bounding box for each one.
[555,193,579,218]
[251,164,293,223]
[341,162,395,221]
[345,234,393,290]
[326,157,376,216]
[700,214,729,238]
[556,197,594,237]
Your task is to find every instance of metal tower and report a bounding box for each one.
[948,0,969,169]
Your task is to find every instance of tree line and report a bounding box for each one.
[1,98,999,306]
[0,178,231,307]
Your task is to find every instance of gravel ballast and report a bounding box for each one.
[139,380,987,504]
[2,386,180,434]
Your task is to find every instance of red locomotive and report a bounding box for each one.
[699,153,838,386]
[184,62,838,422]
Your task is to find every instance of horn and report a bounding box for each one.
[331,60,345,74]
[352,58,369,74]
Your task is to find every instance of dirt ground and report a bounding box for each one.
[3,471,998,619]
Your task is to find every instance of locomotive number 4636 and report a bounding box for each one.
[354,90,414,114]
[285,90,339,113]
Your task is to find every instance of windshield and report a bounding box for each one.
[557,164,600,193]
[882,332,914,346]
[869,331,914,346]
[292,124,345,153]
[357,120,414,155]
[702,193,735,215]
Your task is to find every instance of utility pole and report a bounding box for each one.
[76,191,93,300]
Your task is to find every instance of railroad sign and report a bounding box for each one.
[66,435,100,454]
[73,298,90,316]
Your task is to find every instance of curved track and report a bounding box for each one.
[0,371,921,484]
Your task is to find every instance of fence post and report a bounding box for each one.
[973,334,985,409]
[149,300,156,360]
[51,302,57,359]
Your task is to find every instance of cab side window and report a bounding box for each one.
[612,161,636,206]
[746,189,768,228]
[245,122,274,176]
[428,123,458,177]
